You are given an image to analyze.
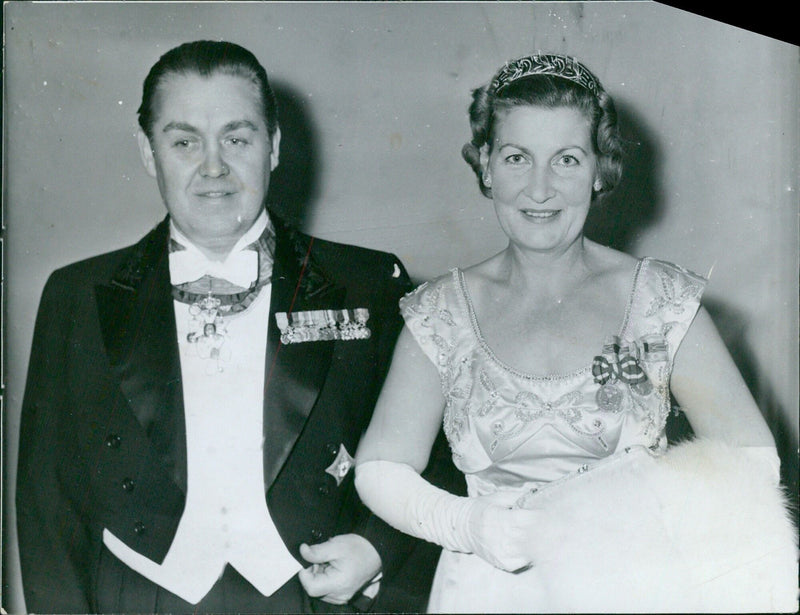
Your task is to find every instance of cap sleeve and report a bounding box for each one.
[631,258,707,365]
[398,270,464,375]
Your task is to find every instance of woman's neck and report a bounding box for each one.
[498,236,596,297]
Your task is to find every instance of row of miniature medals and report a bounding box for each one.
[185,292,371,374]
[591,335,667,412]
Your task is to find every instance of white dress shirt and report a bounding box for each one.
[103,214,301,603]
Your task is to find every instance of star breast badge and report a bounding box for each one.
[325,444,356,486]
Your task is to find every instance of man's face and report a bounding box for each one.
[138,72,280,258]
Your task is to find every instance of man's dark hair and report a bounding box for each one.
[137,40,279,139]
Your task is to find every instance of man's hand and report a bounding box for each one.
[298,534,382,605]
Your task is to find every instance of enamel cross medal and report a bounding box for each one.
[186,294,231,373]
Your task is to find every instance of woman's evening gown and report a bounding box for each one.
[399,258,795,613]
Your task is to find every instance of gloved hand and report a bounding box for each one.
[355,459,537,572]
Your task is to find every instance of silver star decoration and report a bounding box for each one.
[325,444,355,486]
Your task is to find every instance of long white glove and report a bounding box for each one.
[355,459,535,572]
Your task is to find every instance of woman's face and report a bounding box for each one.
[482,105,598,255]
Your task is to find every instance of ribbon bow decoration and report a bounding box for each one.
[169,246,259,289]
[591,336,665,386]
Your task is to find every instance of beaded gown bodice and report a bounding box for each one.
[400,258,706,500]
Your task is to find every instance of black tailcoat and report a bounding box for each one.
[16,215,462,613]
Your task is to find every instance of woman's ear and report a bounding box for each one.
[479,145,492,187]
[479,144,490,171]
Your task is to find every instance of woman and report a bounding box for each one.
[355,54,796,612]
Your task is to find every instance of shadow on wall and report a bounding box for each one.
[665,298,799,515]
[584,99,663,252]
[267,81,321,231]
[584,98,799,512]
[703,298,800,513]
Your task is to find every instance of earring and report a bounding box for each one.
[593,178,602,191]
[483,173,492,187]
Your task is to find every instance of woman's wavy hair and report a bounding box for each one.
[137,40,279,140]
[462,69,624,200]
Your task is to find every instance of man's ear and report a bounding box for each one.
[137,129,158,178]
[269,127,281,171]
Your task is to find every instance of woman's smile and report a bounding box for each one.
[519,208,561,222]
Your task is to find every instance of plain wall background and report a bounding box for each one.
[3,2,798,612]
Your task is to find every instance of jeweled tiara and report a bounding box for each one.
[490,53,604,98]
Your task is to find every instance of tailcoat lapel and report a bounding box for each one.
[95,219,188,492]
[263,223,345,488]
[94,216,343,493]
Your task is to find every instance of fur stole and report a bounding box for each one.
[428,439,797,613]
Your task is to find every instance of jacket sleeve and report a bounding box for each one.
[16,272,95,614]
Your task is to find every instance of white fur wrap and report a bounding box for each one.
[427,439,798,613]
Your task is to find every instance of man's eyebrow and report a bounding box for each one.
[162,121,198,134]
[222,120,260,132]
[161,120,260,134]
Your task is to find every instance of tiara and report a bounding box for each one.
[490,53,603,97]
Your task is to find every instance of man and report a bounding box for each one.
[16,40,460,613]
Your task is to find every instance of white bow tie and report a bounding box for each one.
[169,247,259,288]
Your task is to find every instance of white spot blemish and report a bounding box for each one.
[392,263,401,278]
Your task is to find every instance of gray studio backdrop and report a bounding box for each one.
[3,2,798,612]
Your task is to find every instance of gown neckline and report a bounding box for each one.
[453,257,647,382]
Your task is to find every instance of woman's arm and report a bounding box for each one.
[355,326,535,572]
[356,326,447,471]
[670,307,775,447]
